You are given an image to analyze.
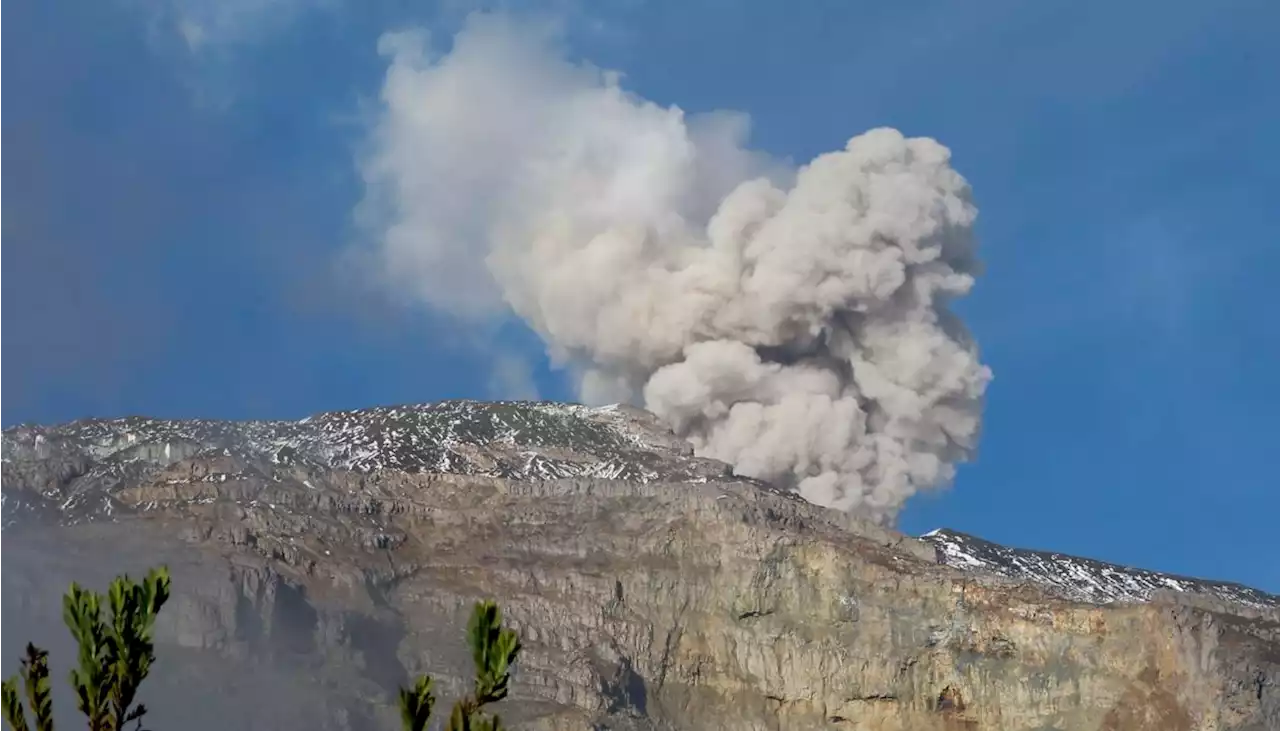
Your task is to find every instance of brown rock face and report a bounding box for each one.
[2,401,1277,730]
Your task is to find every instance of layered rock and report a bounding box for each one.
[2,401,1277,730]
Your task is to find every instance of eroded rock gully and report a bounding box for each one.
[2,401,1276,730]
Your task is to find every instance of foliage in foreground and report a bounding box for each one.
[2,569,522,731]
[3,567,170,731]
[398,600,522,731]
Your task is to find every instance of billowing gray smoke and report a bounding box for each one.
[355,14,992,522]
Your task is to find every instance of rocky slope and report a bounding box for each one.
[2,401,1277,731]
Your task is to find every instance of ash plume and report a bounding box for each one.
[355,14,992,522]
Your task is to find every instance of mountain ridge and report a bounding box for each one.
[3,400,1278,730]
[4,400,1275,612]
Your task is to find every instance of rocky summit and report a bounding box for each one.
[2,401,1277,731]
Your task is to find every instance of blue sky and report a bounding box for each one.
[4,0,1278,590]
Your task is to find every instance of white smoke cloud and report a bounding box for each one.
[487,351,543,401]
[355,13,992,522]
[127,0,334,53]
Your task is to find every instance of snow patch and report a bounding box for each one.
[920,529,1279,611]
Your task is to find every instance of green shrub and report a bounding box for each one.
[2,569,522,731]
[400,601,523,731]
[3,567,170,731]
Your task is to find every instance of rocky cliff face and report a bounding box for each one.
[2,401,1277,731]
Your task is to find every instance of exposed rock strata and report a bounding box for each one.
[2,401,1276,730]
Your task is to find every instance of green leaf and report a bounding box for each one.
[2,676,31,731]
[104,566,170,731]
[63,583,110,730]
[465,602,521,706]
[19,646,53,731]
[397,675,435,731]
[444,701,472,731]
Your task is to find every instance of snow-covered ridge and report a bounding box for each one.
[7,400,1277,616]
[921,528,1279,612]
[1,400,725,483]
